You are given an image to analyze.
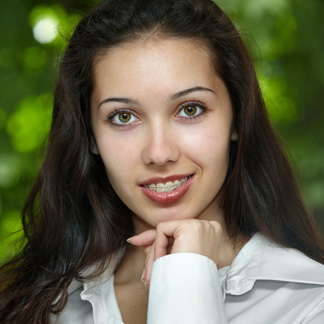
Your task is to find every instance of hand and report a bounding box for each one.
[127,219,223,286]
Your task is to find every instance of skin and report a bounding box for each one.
[91,37,244,323]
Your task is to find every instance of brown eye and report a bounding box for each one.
[183,106,197,116]
[177,102,206,120]
[118,113,131,123]
[109,110,137,126]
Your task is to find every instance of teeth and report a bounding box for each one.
[145,176,189,193]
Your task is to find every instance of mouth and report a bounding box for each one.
[139,174,194,205]
[143,175,191,193]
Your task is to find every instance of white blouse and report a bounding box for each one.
[53,233,324,323]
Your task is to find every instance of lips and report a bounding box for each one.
[140,174,194,204]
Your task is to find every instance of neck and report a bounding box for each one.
[114,244,146,285]
[217,234,248,268]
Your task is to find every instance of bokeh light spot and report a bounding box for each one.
[33,17,59,44]
[6,94,52,153]
[0,156,19,188]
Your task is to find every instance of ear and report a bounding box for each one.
[231,128,239,141]
[91,137,99,155]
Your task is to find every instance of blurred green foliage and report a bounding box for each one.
[0,0,323,263]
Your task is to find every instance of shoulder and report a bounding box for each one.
[227,233,324,291]
[224,233,324,322]
[51,249,125,323]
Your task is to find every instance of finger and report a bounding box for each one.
[144,241,155,286]
[145,225,179,284]
[154,224,173,261]
[127,229,156,246]
[167,237,174,254]
[143,244,152,255]
[151,219,222,261]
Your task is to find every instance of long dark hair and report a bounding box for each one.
[1,0,323,322]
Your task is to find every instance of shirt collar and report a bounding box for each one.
[67,248,125,296]
[225,233,324,295]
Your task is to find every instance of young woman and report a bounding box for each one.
[1,0,324,323]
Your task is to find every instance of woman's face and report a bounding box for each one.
[91,38,237,233]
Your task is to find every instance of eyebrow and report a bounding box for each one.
[169,86,216,101]
[97,86,216,109]
[98,97,139,109]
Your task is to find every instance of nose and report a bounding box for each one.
[141,123,180,166]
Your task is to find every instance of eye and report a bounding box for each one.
[117,112,132,123]
[108,110,138,126]
[177,102,206,119]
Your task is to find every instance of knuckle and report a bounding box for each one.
[210,220,222,233]
[187,219,201,231]
[155,222,164,232]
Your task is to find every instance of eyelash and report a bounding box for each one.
[107,109,139,127]
[107,101,207,127]
[177,101,207,120]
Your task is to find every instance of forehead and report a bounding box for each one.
[95,36,213,64]
[92,38,219,95]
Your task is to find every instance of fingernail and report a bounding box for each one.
[141,269,146,283]
[144,281,148,288]
[126,236,134,243]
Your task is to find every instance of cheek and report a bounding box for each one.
[97,135,139,180]
[180,123,231,165]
